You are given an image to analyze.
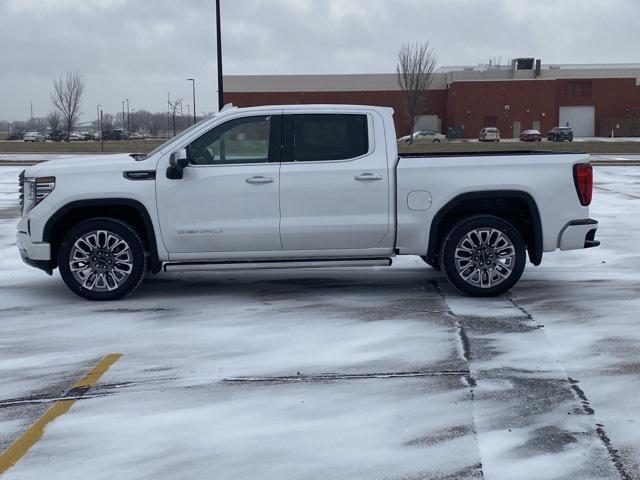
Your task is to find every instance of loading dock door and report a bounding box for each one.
[559,106,595,137]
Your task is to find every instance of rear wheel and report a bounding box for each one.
[58,218,147,301]
[439,215,526,297]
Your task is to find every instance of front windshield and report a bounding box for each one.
[136,114,218,160]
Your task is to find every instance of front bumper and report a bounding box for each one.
[17,230,53,275]
[558,219,600,251]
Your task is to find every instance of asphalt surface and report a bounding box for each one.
[0,165,638,479]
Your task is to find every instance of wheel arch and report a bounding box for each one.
[426,190,543,267]
[43,198,162,273]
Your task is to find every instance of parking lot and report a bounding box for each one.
[0,164,639,479]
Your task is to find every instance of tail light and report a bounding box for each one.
[573,163,593,206]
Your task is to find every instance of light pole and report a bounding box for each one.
[187,78,196,125]
[126,99,131,133]
[215,0,224,111]
[97,104,102,151]
[122,101,126,135]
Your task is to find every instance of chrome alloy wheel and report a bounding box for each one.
[454,228,516,289]
[69,230,133,292]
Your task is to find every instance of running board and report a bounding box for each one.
[163,258,392,273]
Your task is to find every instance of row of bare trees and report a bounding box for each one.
[13,48,431,140]
[396,41,437,143]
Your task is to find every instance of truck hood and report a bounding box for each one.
[24,154,150,177]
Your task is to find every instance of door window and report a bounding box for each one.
[292,114,369,162]
[188,115,273,165]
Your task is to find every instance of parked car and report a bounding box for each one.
[46,130,67,142]
[548,127,574,142]
[398,130,447,144]
[102,129,127,141]
[68,132,83,141]
[7,132,24,141]
[479,127,500,142]
[23,132,46,143]
[17,104,598,301]
[520,129,543,142]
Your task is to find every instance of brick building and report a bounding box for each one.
[225,62,640,139]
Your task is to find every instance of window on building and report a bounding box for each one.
[293,114,369,162]
[565,81,592,97]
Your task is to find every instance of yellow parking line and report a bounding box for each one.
[0,354,123,475]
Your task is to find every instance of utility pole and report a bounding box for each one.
[187,78,197,125]
[216,0,224,111]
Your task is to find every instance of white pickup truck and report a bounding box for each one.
[17,105,599,301]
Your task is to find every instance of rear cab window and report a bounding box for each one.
[290,114,369,162]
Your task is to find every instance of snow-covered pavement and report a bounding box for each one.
[0,166,638,479]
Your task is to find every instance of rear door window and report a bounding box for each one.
[292,114,369,162]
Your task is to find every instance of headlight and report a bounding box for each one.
[22,176,55,215]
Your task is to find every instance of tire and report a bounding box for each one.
[433,139,441,143]
[439,215,526,297]
[58,217,147,301]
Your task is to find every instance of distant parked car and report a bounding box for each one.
[102,129,127,141]
[520,129,542,142]
[7,132,24,141]
[23,132,46,143]
[548,127,574,142]
[479,127,500,142]
[398,130,447,144]
[47,130,67,142]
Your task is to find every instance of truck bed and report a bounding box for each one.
[398,150,579,158]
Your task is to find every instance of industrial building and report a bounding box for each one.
[225,61,640,139]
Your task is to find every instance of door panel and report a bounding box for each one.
[279,112,390,251]
[156,114,282,255]
[559,106,595,137]
[513,121,521,139]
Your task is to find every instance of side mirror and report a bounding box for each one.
[167,148,189,180]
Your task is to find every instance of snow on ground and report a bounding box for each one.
[0,166,638,479]
[0,154,77,163]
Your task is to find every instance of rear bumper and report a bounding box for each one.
[17,231,53,275]
[558,219,600,251]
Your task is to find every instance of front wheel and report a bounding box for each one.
[439,215,526,297]
[58,218,147,301]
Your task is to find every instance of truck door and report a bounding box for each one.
[279,112,391,251]
[156,114,283,255]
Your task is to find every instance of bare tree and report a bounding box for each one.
[51,71,85,140]
[396,42,437,143]
[168,96,183,136]
[47,111,61,131]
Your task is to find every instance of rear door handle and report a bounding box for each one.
[355,173,383,182]
[246,176,275,184]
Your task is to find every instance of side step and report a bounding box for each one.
[164,258,392,273]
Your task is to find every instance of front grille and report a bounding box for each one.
[18,170,25,213]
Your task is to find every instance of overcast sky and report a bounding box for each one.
[1,0,638,121]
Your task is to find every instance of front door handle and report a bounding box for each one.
[355,173,383,182]
[246,176,275,185]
